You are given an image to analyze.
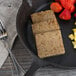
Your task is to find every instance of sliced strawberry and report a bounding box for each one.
[59,9,71,20]
[60,0,66,8]
[65,4,75,13]
[68,0,75,4]
[60,0,73,8]
[74,13,76,18]
[60,0,75,13]
[50,2,62,13]
[69,5,75,13]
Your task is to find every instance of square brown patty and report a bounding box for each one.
[32,19,59,34]
[31,10,55,23]
[35,30,65,58]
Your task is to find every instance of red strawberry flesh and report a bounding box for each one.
[59,9,71,20]
[50,2,62,13]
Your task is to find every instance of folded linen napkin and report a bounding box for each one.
[0,0,22,68]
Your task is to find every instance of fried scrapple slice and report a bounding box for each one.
[31,10,55,23]
[35,30,65,58]
[32,19,59,34]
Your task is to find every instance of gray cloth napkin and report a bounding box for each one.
[0,0,22,68]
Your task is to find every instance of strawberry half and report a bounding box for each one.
[60,0,75,13]
[69,5,75,13]
[60,0,66,8]
[50,2,62,13]
[59,9,71,20]
[68,0,75,4]
[60,0,75,7]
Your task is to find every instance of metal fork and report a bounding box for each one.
[0,20,25,76]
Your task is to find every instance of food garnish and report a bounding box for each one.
[50,0,75,20]
[60,0,75,13]
[59,9,71,20]
[73,29,76,41]
[69,34,74,40]
[72,41,76,49]
[69,28,76,49]
[50,2,62,13]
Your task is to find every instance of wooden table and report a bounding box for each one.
[0,37,33,76]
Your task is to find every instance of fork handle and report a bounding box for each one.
[7,46,25,76]
[2,40,24,76]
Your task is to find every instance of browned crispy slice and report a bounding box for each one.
[32,19,59,34]
[35,30,65,58]
[31,10,55,23]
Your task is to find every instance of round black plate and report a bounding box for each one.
[24,3,76,68]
